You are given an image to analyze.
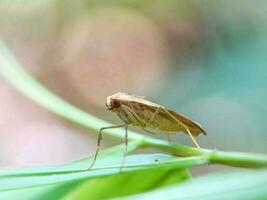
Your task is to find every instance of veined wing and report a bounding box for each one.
[125,99,206,136]
[158,108,207,136]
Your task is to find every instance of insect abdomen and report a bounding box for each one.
[146,114,183,132]
[147,109,206,136]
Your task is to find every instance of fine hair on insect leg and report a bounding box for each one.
[86,124,127,171]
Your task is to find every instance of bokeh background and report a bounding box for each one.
[0,0,266,169]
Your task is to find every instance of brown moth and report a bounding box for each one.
[88,92,206,170]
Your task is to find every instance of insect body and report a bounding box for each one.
[107,93,206,137]
[88,92,206,170]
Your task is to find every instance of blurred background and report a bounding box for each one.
[0,0,266,170]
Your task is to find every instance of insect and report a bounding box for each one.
[88,92,206,170]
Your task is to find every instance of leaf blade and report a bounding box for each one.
[114,170,267,200]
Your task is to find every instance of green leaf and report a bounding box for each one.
[0,182,79,200]
[0,153,205,191]
[0,140,208,200]
[115,170,267,200]
[0,141,208,200]
[0,161,191,200]
[0,141,141,177]
[60,167,190,200]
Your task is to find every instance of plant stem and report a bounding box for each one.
[141,137,203,157]
[207,150,267,168]
[0,39,143,141]
[141,138,267,168]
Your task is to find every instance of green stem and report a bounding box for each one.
[0,38,267,169]
[142,138,267,168]
[0,39,143,141]
[141,137,202,157]
[207,150,267,168]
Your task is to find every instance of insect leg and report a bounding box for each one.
[185,128,200,148]
[120,124,128,172]
[147,106,160,124]
[122,104,148,127]
[159,107,201,149]
[86,124,126,171]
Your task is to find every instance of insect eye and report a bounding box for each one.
[111,99,121,108]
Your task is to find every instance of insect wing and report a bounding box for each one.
[160,109,207,136]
